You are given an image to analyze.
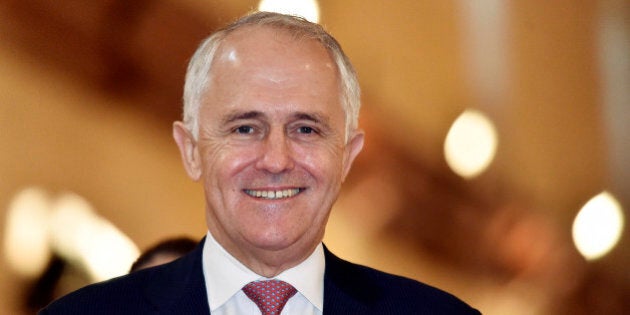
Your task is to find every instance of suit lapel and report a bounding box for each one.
[323,246,379,314]
[143,238,210,314]
[139,240,379,314]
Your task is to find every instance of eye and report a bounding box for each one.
[297,126,315,134]
[235,125,255,134]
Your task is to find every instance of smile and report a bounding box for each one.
[244,188,303,200]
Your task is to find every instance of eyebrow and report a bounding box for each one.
[222,111,263,124]
[293,112,327,124]
[220,110,333,131]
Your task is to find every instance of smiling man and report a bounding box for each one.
[40,12,480,315]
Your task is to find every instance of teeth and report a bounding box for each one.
[245,188,302,200]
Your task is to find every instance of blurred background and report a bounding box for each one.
[1,0,629,314]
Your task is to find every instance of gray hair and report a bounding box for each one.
[182,11,361,142]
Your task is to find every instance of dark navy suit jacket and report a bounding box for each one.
[40,238,480,314]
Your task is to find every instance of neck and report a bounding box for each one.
[208,230,321,278]
[237,246,314,278]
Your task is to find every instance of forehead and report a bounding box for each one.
[212,26,337,80]
[200,26,343,117]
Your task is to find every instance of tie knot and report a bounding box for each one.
[243,280,297,315]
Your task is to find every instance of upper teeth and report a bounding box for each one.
[245,188,302,199]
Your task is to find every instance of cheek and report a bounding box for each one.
[199,143,258,186]
[201,145,253,202]
[294,144,345,185]
[200,145,258,221]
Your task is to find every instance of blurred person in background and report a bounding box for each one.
[129,236,197,272]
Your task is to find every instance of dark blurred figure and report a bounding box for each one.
[23,237,197,313]
[130,236,198,272]
[25,255,66,313]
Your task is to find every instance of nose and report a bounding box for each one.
[255,129,295,173]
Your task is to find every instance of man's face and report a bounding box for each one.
[174,27,363,266]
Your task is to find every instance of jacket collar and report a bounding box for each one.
[140,239,377,314]
[322,245,378,314]
[142,237,210,314]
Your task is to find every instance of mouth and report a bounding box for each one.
[243,188,305,200]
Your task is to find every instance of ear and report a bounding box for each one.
[173,122,202,181]
[341,130,365,181]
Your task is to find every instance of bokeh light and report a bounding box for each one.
[3,187,52,278]
[80,216,140,281]
[572,191,625,260]
[49,192,139,281]
[48,192,98,263]
[444,109,498,179]
[258,0,320,23]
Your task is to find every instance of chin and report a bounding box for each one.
[248,229,302,251]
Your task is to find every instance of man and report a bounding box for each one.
[40,12,480,314]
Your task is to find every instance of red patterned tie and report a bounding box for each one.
[243,279,297,315]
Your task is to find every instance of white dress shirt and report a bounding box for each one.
[202,231,324,315]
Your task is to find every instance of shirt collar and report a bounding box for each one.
[202,231,325,312]
[276,242,325,311]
